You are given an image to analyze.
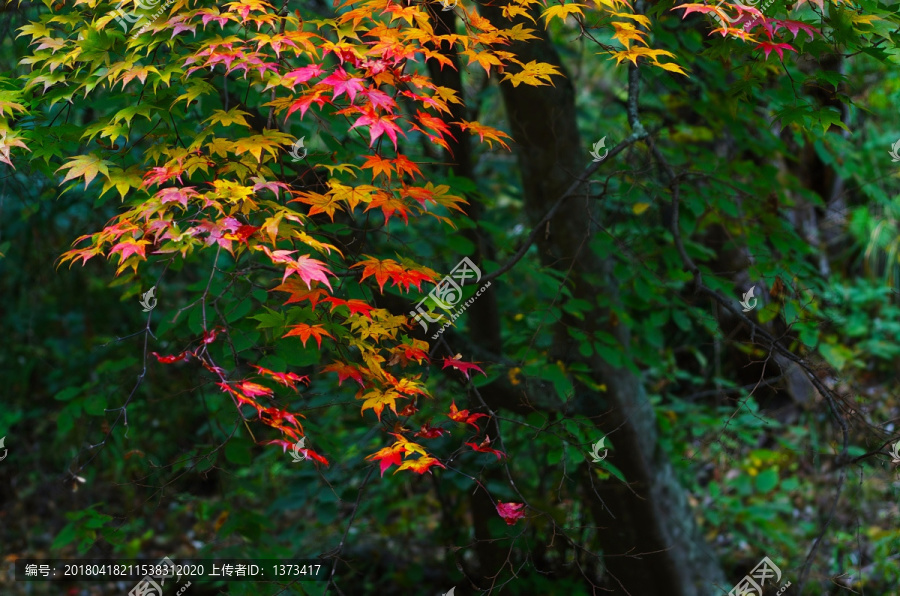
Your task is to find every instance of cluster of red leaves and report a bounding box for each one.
[673,3,821,60]
[152,328,326,465]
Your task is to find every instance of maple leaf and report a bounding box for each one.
[259,406,306,438]
[235,381,274,398]
[216,382,264,411]
[771,19,819,41]
[361,154,395,181]
[300,448,330,465]
[462,49,504,76]
[755,41,796,60]
[321,66,365,102]
[610,46,678,68]
[501,60,563,87]
[414,422,447,439]
[279,64,325,89]
[496,501,526,525]
[57,154,112,190]
[447,401,489,431]
[366,192,412,224]
[322,361,367,387]
[152,351,191,364]
[251,364,309,391]
[201,326,224,344]
[258,246,336,291]
[365,445,404,477]
[541,3,585,28]
[109,238,150,266]
[271,278,331,309]
[398,403,419,417]
[352,256,436,293]
[359,387,404,421]
[321,297,377,319]
[348,106,406,150]
[394,456,446,475]
[290,191,343,220]
[442,356,487,380]
[465,435,507,459]
[282,323,333,348]
[456,121,512,151]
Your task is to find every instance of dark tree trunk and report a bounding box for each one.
[474,3,728,594]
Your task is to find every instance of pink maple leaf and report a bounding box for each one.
[755,41,797,60]
[349,106,405,150]
[772,19,819,41]
[259,246,335,291]
[282,64,325,89]
[320,67,365,103]
[496,502,526,526]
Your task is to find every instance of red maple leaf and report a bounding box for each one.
[352,256,436,293]
[215,382,263,411]
[321,297,377,319]
[251,365,309,391]
[442,356,486,380]
[755,41,796,60]
[235,381,274,398]
[496,501,525,525]
[322,361,367,387]
[465,435,506,459]
[365,445,404,477]
[348,105,406,150]
[447,401,489,431]
[151,351,191,364]
[201,326,224,344]
[414,422,446,439]
[398,403,419,417]
[271,278,331,309]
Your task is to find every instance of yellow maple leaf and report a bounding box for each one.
[541,3,585,28]
[612,21,648,48]
[609,46,676,67]
[359,387,404,421]
[500,60,563,87]
[652,60,688,76]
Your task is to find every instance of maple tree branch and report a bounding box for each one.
[476,132,647,286]
[324,466,375,592]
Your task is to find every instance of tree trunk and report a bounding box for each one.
[477,3,728,593]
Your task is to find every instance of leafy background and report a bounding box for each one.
[1,0,900,594]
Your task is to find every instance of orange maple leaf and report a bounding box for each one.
[282,323,333,348]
